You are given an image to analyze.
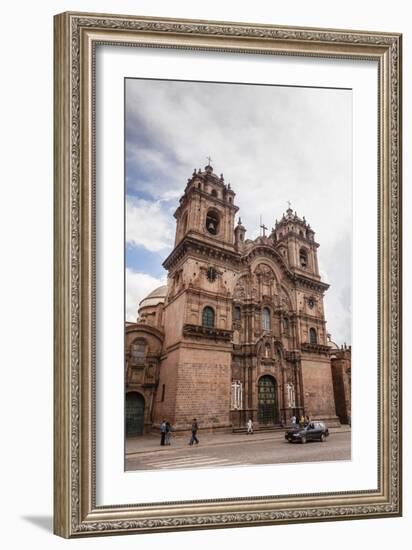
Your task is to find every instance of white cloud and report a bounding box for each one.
[125,79,352,343]
[125,269,167,322]
[126,196,174,252]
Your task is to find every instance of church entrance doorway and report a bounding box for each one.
[257,375,279,425]
[125,392,145,436]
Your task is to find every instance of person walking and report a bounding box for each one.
[247,418,254,434]
[160,419,166,446]
[189,418,199,445]
[291,415,296,426]
[165,421,172,445]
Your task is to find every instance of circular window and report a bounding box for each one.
[308,297,315,309]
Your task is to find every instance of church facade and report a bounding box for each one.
[125,163,351,436]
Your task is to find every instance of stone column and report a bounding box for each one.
[251,358,258,417]
[280,365,286,425]
[296,315,302,347]
[247,365,252,410]
[243,363,248,410]
[313,246,320,276]
[251,307,256,340]
[296,357,305,415]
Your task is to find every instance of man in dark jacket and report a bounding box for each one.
[189,418,199,445]
[160,420,166,446]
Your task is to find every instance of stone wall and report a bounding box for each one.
[174,361,231,431]
[301,354,340,426]
[331,349,351,425]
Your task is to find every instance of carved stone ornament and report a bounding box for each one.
[54,11,401,538]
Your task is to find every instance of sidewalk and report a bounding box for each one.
[126,426,351,456]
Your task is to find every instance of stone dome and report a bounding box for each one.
[327,333,339,350]
[138,285,167,309]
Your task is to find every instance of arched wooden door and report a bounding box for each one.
[258,375,279,425]
[125,392,145,436]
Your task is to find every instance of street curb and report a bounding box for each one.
[126,428,351,456]
[126,434,277,456]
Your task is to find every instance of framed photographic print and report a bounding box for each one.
[53,12,402,537]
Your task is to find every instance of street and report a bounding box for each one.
[126,430,351,471]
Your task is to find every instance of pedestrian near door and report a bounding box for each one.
[247,418,254,434]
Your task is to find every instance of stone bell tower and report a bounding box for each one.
[273,205,328,347]
[152,161,240,432]
[272,206,337,423]
[273,205,320,279]
[173,161,238,249]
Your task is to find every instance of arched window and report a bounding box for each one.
[283,317,289,335]
[211,189,218,197]
[206,209,220,235]
[309,327,317,344]
[262,307,271,331]
[131,339,146,365]
[202,306,215,327]
[233,305,241,321]
[299,248,308,268]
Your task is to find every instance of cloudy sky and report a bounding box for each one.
[125,78,352,345]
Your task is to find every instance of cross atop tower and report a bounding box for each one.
[206,155,213,166]
[260,215,268,237]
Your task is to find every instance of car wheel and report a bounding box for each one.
[301,436,307,444]
[320,433,326,442]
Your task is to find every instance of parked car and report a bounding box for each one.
[285,421,329,443]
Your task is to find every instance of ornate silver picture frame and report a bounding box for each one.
[53,11,402,537]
